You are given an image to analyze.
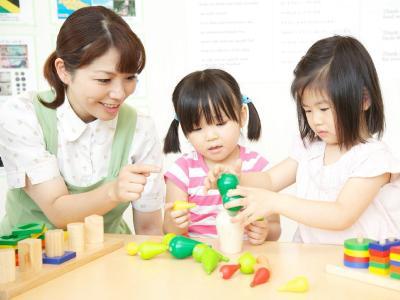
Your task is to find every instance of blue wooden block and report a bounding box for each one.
[43,251,76,264]
[390,260,400,267]
[369,239,400,252]
[344,260,369,269]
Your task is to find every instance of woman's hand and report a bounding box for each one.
[164,202,190,230]
[203,159,242,193]
[108,164,160,203]
[246,218,269,245]
[224,186,276,225]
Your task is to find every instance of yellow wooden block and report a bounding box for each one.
[344,248,369,258]
[0,245,16,249]
[369,266,390,276]
[389,253,400,261]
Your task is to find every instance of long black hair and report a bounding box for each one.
[164,69,261,153]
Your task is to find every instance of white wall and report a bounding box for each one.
[1,0,400,241]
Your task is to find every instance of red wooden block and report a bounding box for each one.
[369,248,389,257]
[390,264,400,273]
[343,254,369,263]
[391,246,400,255]
[369,255,390,264]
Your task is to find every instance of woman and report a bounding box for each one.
[0,6,163,235]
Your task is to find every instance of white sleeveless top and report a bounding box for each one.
[290,136,400,244]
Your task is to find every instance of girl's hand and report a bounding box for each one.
[225,186,276,225]
[164,202,189,229]
[203,159,242,193]
[109,164,161,203]
[246,219,269,245]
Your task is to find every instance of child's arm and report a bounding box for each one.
[266,213,281,241]
[163,180,190,235]
[227,173,390,230]
[205,158,298,193]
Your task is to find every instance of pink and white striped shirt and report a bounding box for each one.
[165,145,268,238]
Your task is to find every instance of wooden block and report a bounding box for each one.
[391,246,400,255]
[43,251,76,265]
[369,255,390,264]
[0,234,30,247]
[369,239,400,252]
[0,249,16,284]
[390,260,400,267]
[0,245,16,249]
[369,266,390,276]
[344,238,374,251]
[343,260,369,269]
[390,265,400,273]
[67,222,85,253]
[391,272,400,280]
[12,223,45,237]
[85,215,104,245]
[369,261,389,269]
[45,229,64,258]
[0,236,123,300]
[343,254,369,263]
[344,248,369,258]
[369,248,389,257]
[326,264,400,291]
[17,238,42,273]
[390,253,400,261]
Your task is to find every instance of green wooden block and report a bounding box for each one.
[12,222,45,236]
[0,233,30,246]
[390,272,400,280]
[344,238,374,251]
[369,261,390,269]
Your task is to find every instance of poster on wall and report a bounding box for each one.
[55,0,140,23]
[0,0,34,23]
[0,37,36,103]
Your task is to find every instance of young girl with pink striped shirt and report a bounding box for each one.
[162,69,281,244]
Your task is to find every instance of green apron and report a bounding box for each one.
[0,91,137,235]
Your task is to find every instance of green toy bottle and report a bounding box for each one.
[216,173,245,254]
[217,173,243,214]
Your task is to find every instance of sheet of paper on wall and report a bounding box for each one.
[0,37,37,103]
[0,0,34,23]
[55,0,141,24]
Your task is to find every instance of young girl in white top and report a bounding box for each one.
[0,7,164,235]
[205,36,400,244]
[163,69,281,244]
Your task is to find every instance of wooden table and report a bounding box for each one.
[11,235,400,300]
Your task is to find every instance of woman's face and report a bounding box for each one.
[63,47,138,122]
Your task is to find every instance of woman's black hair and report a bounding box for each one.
[164,69,261,153]
[291,35,385,149]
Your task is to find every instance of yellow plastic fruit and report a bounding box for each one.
[125,242,139,256]
[278,276,309,293]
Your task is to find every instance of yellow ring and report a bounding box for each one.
[344,248,369,257]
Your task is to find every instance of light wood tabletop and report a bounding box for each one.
[11,235,400,300]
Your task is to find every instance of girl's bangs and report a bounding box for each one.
[178,89,240,134]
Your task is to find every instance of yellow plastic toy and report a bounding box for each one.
[125,242,139,256]
[162,233,177,246]
[278,276,309,293]
[173,201,196,211]
[137,242,168,260]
